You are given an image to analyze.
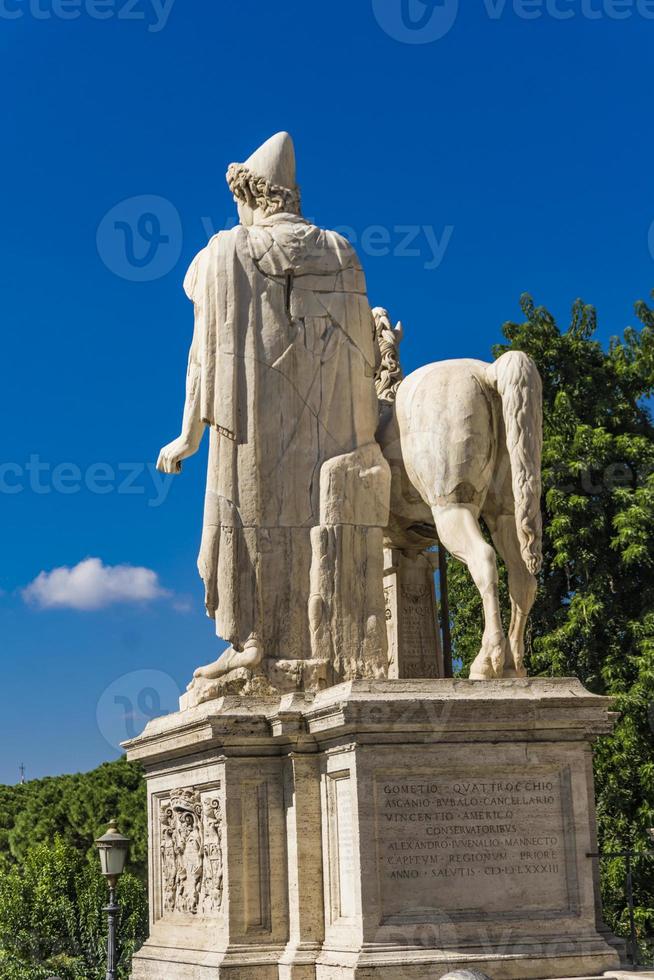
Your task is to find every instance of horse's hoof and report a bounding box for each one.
[469,657,495,681]
[490,640,509,678]
[502,656,527,679]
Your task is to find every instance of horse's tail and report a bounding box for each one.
[487,351,544,574]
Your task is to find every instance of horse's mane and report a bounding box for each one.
[372,307,404,404]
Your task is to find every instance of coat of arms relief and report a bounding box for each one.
[159,787,224,917]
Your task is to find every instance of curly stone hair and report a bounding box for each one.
[226,163,302,217]
[372,307,404,404]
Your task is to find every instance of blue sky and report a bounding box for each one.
[1,0,653,784]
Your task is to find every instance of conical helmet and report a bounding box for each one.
[241,132,297,191]
[227,132,301,216]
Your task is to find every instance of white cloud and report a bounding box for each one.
[22,557,170,611]
[172,595,194,614]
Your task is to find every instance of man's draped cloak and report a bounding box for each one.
[183,214,380,660]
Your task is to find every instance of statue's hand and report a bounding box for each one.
[157,434,200,474]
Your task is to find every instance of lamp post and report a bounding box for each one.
[95,820,130,980]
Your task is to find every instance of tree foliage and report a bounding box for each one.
[0,759,149,978]
[0,837,147,980]
[0,757,147,881]
[448,292,654,949]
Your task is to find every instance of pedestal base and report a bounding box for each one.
[125,679,622,980]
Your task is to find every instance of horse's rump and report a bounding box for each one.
[395,359,499,510]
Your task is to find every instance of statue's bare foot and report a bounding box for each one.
[193,635,263,681]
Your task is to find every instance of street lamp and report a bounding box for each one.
[95,820,130,980]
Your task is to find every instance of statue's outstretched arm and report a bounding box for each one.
[157,328,206,475]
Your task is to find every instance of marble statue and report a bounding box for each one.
[131,139,621,980]
[156,132,543,700]
[158,133,390,702]
[374,307,543,682]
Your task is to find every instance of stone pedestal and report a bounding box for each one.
[383,548,443,679]
[125,679,622,980]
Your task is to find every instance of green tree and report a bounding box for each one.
[448,292,654,950]
[0,837,148,980]
[0,757,147,881]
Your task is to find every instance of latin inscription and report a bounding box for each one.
[401,586,436,656]
[375,771,569,918]
[398,585,440,678]
[384,551,442,680]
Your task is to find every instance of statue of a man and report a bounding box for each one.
[158,133,389,696]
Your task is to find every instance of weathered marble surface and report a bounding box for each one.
[154,138,545,706]
[439,972,492,980]
[157,133,389,702]
[605,973,654,978]
[441,973,654,979]
[126,679,621,979]
[554,975,654,979]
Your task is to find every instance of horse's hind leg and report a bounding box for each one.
[483,509,537,678]
[432,503,507,680]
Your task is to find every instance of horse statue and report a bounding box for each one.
[373,308,543,681]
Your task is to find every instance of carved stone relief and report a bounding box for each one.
[159,787,224,917]
[201,795,224,915]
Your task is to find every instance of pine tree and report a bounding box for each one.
[0,757,147,881]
